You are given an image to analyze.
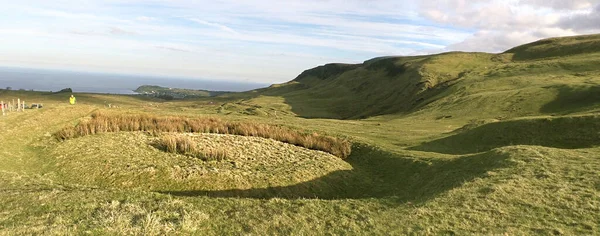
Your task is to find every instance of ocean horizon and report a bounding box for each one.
[0,66,270,94]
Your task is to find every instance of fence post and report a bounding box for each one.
[17,99,20,112]
[22,101,25,111]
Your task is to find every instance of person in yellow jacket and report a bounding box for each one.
[69,95,76,105]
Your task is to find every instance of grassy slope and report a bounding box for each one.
[1,34,600,234]
[233,34,600,121]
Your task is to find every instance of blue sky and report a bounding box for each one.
[1,0,599,84]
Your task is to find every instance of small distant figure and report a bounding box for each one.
[69,95,76,105]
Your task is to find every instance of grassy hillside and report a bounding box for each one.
[1,34,600,234]
[228,34,600,120]
[247,53,494,119]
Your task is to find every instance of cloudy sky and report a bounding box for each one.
[0,0,599,84]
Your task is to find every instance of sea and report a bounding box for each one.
[0,66,270,94]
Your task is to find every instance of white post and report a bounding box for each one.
[22,101,25,111]
[17,99,20,112]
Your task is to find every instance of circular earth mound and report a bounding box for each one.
[51,132,352,192]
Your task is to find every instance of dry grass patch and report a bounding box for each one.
[54,112,351,158]
[155,134,227,161]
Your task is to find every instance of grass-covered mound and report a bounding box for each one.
[51,132,352,193]
[55,112,351,158]
[411,115,600,154]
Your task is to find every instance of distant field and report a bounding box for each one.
[1,34,600,235]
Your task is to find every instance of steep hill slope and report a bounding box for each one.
[242,34,600,120]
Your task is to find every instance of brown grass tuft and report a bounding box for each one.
[55,112,352,158]
[155,134,227,161]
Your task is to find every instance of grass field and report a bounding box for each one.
[1,34,600,235]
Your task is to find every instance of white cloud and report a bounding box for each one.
[108,27,137,36]
[155,45,193,53]
[135,16,156,22]
[420,0,600,52]
[558,3,600,30]
[521,0,599,10]
[189,18,239,35]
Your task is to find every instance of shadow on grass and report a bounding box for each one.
[158,144,510,202]
[541,85,600,114]
[409,115,600,155]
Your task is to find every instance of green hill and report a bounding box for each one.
[233,34,600,120]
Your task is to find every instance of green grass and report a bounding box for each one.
[1,34,600,234]
[411,115,600,154]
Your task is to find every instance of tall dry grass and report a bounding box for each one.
[155,135,227,161]
[55,112,352,158]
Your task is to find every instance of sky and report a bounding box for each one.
[1,0,599,84]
